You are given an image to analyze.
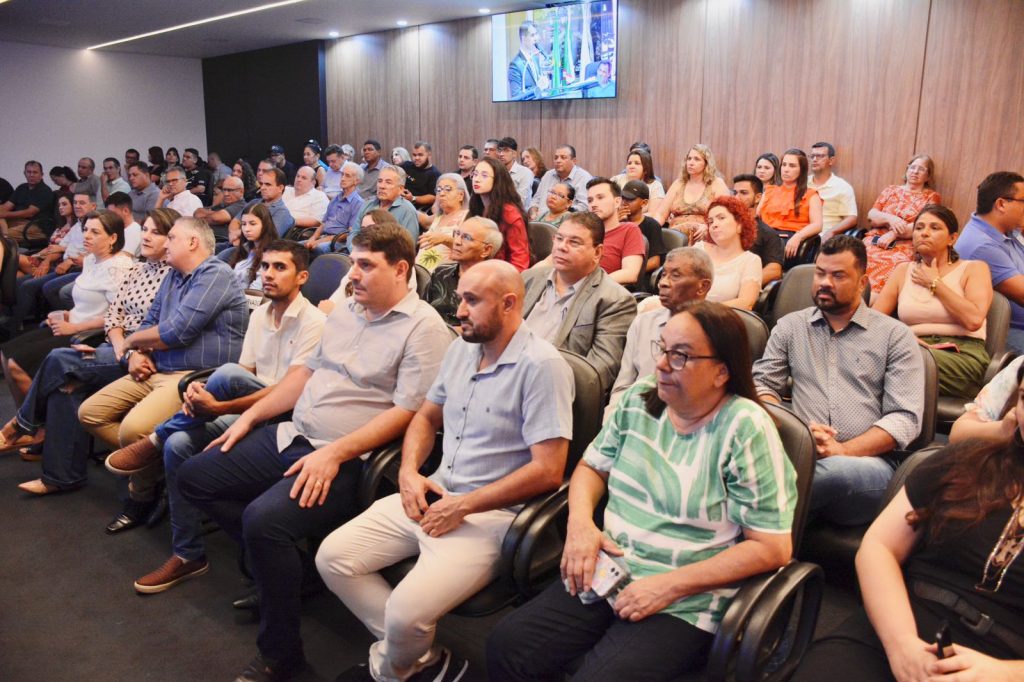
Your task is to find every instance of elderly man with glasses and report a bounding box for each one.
[194,177,247,241]
[157,166,202,218]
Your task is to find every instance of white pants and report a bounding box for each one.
[316,493,514,682]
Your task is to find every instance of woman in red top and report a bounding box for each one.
[468,157,531,271]
[757,148,822,259]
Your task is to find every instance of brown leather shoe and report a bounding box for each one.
[105,437,160,475]
[134,555,209,594]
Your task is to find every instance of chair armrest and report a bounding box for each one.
[286,227,318,242]
[70,328,107,347]
[177,368,217,400]
[983,349,1018,385]
[330,231,349,252]
[355,440,404,509]
[719,561,824,682]
[501,482,572,597]
[842,227,867,239]
[754,280,780,322]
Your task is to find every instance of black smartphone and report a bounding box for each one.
[935,620,952,659]
[425,490,442,506]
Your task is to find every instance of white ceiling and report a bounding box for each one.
[0,0,545,58]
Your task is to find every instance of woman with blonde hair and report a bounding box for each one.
[650,143,729,240]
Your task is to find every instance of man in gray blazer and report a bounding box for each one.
[521,211,637,390]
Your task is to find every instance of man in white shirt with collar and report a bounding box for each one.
[282,166,329,235]
[104,192,142,256]
[497,136,534,208]
[106,240,326,595]
[100,157,131,203]
[807,141,858,239]
[529,145,593,218]
[157,166,202,217]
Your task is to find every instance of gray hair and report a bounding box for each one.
[174,216,215,255]
[340,144,355,158]
[165,165,186,180]
[341,160,364,181]
[391,147,412,163]
[381,164,406,184]
[434,172,468,212]
[666,246,714,283]
[462,216,503,256]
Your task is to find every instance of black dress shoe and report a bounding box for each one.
[235,652,306,682]
[233,591,260,610]
[146,489,168,528]
[105,499,156,534]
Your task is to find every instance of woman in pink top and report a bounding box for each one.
[872,204,992,399]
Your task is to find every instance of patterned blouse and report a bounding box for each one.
[103,259,172,336]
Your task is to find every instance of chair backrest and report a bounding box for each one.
[986,291,1011,358]
[906,345,938,452]
[558,349,604,473]
[528,222,557,261]
[0,235,20,306]
[301,253,351,306]
[763,403,816,555]
[244,288,266,313]
[734,308,770,361]
[660,227,688,252]
[414,263,431,300]
[783,234,820,270]
[768,263,814,327]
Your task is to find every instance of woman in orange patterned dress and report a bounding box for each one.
[649,143,729,241]
[863,154,942,293]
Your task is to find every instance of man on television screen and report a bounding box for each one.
[508,21,549,100]
[585,60,616,98]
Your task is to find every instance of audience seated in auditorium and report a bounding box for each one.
[469,157,531,271]
[194,175,246,240]
[73,157,103,207]
[456,144,479,198]
[17,194,73,277]
[306,161,365,255]
[692,195,762,310]
[415,173,469,271]
[229,203,278,291]
[100,157,131,204]
[182,149,213,207]
[427,217,503,327]
[650,144,729,240]
[127,161,160,224]
[535,181,575,227]
[350,165,419,247]
[529,145,592,217]
[949,355,1024,444]
[873,204,992,400]
[234,159,259,202]
[522,212,636,389]
[165,147,181,170]
[863,154,943,294]
[321,145,345,200]
[7,208,176,494]
[269,144,298,186]
[0,160,54,246]
[175,223,452,682]
[399,142,442,212]
[302,141,328,189]
[754,151,781,187]
[357,140,387,201]
[496,136,534,208]
[48,165,77,208]
[107,241,325,594]
[754,235,924,526]
[482,138,500,160]
[807,142,858,238]
[520,146,546,195]
[610,148,665,208]
[488,301,796,681]
[391,147,411,165]
[103,191,142,256]
[757,148,823,259]
[147,146,166,185]
[951,171,1024,353]
[619,180,666,274]
[607,246,712,414]
[585,177,645,286]
[158,166,202,218]
[1,209,133,404]
[732,174,785,285]
[206,151,232,187]
[321,259,574,682]
[793,367,1024,681]
[282,166,329,232]
[231,167,295,241]
[77,217,248,530]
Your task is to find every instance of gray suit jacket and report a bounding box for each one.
[522,264,637,391]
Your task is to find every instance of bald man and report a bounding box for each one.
[193,176,247,239]
[318,259,576,681]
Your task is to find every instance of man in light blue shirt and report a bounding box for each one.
[529,145,593,217]
[348,165,420,249]
[307,161,365,254]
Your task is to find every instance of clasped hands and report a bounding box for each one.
[398,467,469,537]
[808,422,846,458]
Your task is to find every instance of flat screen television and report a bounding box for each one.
[492,1,618,102]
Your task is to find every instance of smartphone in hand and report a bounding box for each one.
[935,620,953,659]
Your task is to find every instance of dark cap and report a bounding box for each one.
[269,144,285,155]
[621,180,650,201]
[497,136,518,151]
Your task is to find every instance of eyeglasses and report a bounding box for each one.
[165,177,185,184]
[471,171,493,180]
[452,230,476,243]
[548,190,570,200]
[1002,197,1024,204]
[436,185,458,194]
[808,153,830,160]
[651,339,717,371]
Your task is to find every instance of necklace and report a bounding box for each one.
[976,493,1024,593]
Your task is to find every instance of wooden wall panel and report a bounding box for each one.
[916,0,1024,220]
[701,0,930,220]
[538,0,706,183]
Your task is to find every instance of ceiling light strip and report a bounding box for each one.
[86,0,308,50]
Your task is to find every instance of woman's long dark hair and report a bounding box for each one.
[912,204,960,264]
[468,157,529,231]
[231,203,277,287]
[642,301,761,417]
[782,148,809,218]
[908,363,1024,542]
[755,152,782,186]
[235,159,258,199]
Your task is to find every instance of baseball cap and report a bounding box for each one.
[269,144,285,155]
[621,180,650,201]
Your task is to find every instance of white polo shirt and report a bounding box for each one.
[808,173,857,235]
[167,190,203,217]
[239,294,326,385]
[283,186,329,223]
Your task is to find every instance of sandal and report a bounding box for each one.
[0,418,39,454]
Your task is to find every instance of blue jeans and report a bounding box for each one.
[17,344,127,488]
[1007,327,1024,355]
[10,271,58,328]
[42,272,79,311]
[312,236,346,256]
[177,424,364,663]
[809,455,897,526]
[156,363,267,561]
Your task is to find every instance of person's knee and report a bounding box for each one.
[118,411,157,447]
[163,431,199,470]
[176,455,207,503]
[383,591,436,643]
[77,394,105,430]
[314,535,365,581]
[205,363,249,395]
[241,495,291,548]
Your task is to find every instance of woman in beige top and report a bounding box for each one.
[649,143,729,241]
[415,173,469,271]
[872,204,992,399]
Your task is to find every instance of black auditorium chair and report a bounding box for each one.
[734,308,770,362]
[936,291,1015,432]
[762,263,870,329]
[800,346,939,571]
[414,263,431,300]
[782,234,820,271]
[0,234,19,308]
[355,349,605,616]
[301,253,351,307]
[660,226,688,252]
[528,221,556,262]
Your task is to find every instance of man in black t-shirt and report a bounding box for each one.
[400,141,442,212]
[733,174,784,286]
[0,177,13,204]
[182,148,214,207]
[0,160,54,245]
[619,180,666,279]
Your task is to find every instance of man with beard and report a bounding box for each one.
[753,235,924,526]
[318,259,573,682]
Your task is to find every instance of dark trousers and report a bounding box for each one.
[177,424,363,663]
[487,579,713,682]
